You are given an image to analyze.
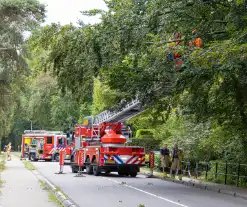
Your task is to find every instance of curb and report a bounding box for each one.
[140,170,247,200]
[31,170,78,207]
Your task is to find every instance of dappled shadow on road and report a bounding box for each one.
[69,170,142,179]
[101,173,141,179]
[71,172,140,179]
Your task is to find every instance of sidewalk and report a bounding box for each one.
[0,155,57,207]
[140,168,247,200]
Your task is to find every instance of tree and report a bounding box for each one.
[91,77,119,115]
[25,0,247,163]
[28,24,101,102]
[0,0,45,138]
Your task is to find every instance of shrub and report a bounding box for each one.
[127,138,161,153]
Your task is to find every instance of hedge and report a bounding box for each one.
[127,138,161,153]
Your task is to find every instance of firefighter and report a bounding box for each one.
[171,144,184,180]
[160,144,170,177]
[41,139,44,149]
[24,143,29,155]
[168,31,184,72]
[6,142,12,161]
[188,29,203,48]
[38,139,44,154]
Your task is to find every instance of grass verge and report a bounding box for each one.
[39,180,63,207]
[23,160,37,170]
[140,168,193,180]
[55,186,67,198]
[23,160,70,206]
[0,153,6,191]
[0,158,6,172]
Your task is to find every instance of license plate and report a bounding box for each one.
[106,159,115,164]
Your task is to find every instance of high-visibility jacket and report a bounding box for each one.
[189,38,203,48]
[172,148,184,160]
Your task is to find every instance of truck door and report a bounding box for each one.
[57,136,69,154]
[64,137,72,155]
[45,136,54,155]
[22,136,32,158]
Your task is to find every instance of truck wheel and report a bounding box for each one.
[93,165,101,176]
[86,165,93,175]
[30,153,37,162]
[130,172,137,177]
[54,153,59,162]
[118,172,125,177]
[45,159,52,162]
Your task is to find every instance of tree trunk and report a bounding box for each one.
[232,75,247,129]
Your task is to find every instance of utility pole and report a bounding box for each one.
[31,120,32,131]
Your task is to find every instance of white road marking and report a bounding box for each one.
[102,177,189,207]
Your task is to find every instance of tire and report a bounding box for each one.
[93,165,101,176]
[71,165,78,173]
[54,153,59,162]
[45,159,52,162]
[129,172,137,177]
[86,165,93,175]
[118,172,125,177]
[30,153,37,162]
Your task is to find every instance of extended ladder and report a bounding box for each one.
[94,99,143,124]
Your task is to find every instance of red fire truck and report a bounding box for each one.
[21,130,73,162]
[70,117,145,177]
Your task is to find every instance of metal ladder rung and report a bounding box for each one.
[94,99,141,124]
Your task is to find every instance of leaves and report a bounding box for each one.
[0,0,45,137]
[3,0,247,163]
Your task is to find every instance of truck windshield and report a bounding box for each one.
[58,138,65,145]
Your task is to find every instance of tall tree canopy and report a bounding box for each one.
[2,0,247,166]
[0,0,45,137]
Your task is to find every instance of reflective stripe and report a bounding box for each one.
[113,155,124,164]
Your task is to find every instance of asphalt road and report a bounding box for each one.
[32,161,247,207]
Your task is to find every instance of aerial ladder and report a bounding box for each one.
[94,98,143,124]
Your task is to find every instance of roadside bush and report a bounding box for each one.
[127,138,161,153]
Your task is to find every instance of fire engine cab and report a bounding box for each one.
[21,130,73,162]
[70,116,145,177]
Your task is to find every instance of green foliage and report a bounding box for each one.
[135,129,154,139]
[2,0,247,170]
[127,138,161,154]
[0,0,45,138]
[91,77,118,115]
[28,24,101,102]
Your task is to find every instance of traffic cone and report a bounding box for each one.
[55,151,65,174]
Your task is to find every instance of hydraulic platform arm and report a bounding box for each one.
[94,99,144,124]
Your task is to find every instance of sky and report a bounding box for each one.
[39,0,108,25]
